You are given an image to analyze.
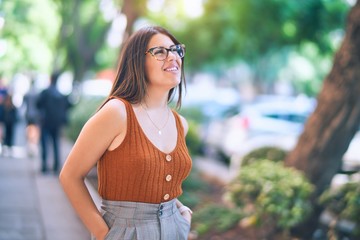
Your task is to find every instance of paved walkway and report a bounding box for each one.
[0,120,231,240]
[0,121,91,240]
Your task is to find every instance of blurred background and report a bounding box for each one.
[1,0,360,239]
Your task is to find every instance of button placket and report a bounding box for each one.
[163,154,172,202]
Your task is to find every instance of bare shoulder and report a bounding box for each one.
[91,98,127,130]
[177,113,189,135]
[101,98,127,117]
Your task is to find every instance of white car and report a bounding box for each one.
[220,95,360,173]
[208,95,314,156]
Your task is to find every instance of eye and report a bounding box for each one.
[172,45,184,57]
[153,47,167,55]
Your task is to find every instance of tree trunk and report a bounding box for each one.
[285,1,360,238]
[120,0,145,45]
[54,0,111,82]
[121,0,137,42]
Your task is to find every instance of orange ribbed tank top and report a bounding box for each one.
[97,98,192,203]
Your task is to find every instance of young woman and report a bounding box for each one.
[59,26,193,240]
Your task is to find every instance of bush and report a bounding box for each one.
[178,106,206,124]
[226,160,314,231]
[319,182,360,236]
[185,120,204,157]
[179,169,212,208]
[66,97,105,142]
[192,204,243,235]
[241,146,288,166]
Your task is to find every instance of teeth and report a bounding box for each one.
[165,67,177,71]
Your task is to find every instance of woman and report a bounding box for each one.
[59,26,193,240]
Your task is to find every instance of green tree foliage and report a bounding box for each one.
[155,0,350,95]
[53,0,115,81]
[177,0,349,70]
[0,0,60,74]
[0,0,120,80]
[0,0,351,91]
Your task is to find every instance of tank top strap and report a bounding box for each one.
[107,96,132,113]
[107,96,135,133]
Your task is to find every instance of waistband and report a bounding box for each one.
[101,199,178,220]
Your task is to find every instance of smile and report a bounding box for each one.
[164,66,178,72]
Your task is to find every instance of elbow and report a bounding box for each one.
[59,167,85,189]
[59,168,67,187]
[59,166,73,188]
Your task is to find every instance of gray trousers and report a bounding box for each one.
[91,199,190,240]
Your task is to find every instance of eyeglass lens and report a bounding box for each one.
[152,45,185,60]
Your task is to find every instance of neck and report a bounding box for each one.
[141,94,169,109]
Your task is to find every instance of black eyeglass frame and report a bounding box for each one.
[145,44,186,61]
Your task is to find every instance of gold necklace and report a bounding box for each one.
[140,103,170,135]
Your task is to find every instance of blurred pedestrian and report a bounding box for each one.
[2,93,18,156]
[0,75,8,152]
[23,78,40,157]
[60,26,193,240]
[37,71,71,173]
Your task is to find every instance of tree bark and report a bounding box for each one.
[121,0,137,42]
[285,0,360,238]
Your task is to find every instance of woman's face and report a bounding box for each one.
[145,33,182,90]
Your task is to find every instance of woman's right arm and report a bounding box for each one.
[59,99,126,240]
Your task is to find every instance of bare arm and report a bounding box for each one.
[59,99,126,239]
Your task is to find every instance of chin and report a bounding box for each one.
[166,78,181,89]
[173,77,181,85]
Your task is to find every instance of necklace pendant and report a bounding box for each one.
[158,130,162,135]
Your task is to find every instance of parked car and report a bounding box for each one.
[221,95,316,155]
[209,95,360,173]
[202,95,313,158]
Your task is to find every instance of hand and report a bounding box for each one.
[94,228,109,240]
[180,209,192,224]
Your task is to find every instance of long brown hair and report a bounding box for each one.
[106,26,186,109]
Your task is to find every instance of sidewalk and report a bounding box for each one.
[0,121,231,240]
[0,121,91,240]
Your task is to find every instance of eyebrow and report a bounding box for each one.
[149,44,176,49]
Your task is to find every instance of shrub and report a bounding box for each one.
[319,182,360,236]
[179,169,211,208]
[185,120,204,157]
[66,97,105,142]
[241,146,288,166]
[192,204,243,235]
[179,106,206,124]
[226,160,314,231]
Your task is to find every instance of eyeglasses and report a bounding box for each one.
[145,44,185,61]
